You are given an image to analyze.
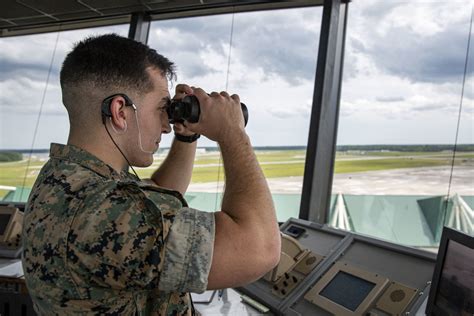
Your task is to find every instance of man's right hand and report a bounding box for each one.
[185,87,246,144]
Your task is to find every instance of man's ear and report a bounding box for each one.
[109,96,128,130]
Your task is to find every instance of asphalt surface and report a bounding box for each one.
[188,165,474,195]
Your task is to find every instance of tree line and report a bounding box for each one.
[336,144,474,152]
[0,152,23,162]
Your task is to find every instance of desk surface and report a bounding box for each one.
[192,289,269,315]
[0,258,429,315]
[0,258,23,278]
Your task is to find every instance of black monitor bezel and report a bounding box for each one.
[426,226,474,316]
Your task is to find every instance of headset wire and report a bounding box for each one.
[20,30,61,200]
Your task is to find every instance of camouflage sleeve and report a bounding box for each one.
[158,207,215,293]
[67,182,215,293]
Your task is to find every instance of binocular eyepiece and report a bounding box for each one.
[167,95,249,126]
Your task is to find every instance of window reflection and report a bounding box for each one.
[0,25,128,202]
[148,7,322,219]
[331,1,473,249]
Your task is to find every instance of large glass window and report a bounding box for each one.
[0,24,128,202]
[331,1,473,249]
[147,7,322,221]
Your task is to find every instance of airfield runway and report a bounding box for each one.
[187,165,474,196]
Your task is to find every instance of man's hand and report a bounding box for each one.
[149,83,197,194]
[172,84,195,136]
[185,87,246,144]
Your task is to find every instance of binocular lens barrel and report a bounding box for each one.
[168,95,249,126]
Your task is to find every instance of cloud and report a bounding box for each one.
[1,3,473,148]
[363,2,403,19]
[149,24,220,79]
[348,1,473,84]
[267,105,310,119]
[464,75,474,99]
[412,104,450,112]
[0,76,66,116]
[376,96,405,103]
[231,9,321,85]
[0,60,55,81]
[149,7,321,86]
[372,27,472,83]
[0,34,63,84]
[0,25,128,119]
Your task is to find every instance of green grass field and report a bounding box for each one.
[1,150,472,198]
[0,160,44,187]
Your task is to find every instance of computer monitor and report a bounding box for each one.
[304,261,389,315]
[319,270,376,311]
[426,226,474,316]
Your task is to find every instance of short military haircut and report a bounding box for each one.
[60,33,175,95]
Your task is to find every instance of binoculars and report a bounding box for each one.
[167,95,249,126]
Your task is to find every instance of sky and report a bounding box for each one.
[0,0,473,149]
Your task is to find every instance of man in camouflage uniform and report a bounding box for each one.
[22,34,281,315]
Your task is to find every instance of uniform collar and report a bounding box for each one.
[49,143,137,181]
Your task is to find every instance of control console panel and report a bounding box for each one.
[239,218,437,315]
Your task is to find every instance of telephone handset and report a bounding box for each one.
[264,233,308,283]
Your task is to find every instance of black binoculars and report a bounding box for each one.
[167,95,249,126]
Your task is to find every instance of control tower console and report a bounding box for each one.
[239,218,438,315]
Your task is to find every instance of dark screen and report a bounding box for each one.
[0,214,12,235]
[320,271,376,311]
[435,240,474,315]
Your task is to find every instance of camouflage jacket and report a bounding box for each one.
[22,143,215,315]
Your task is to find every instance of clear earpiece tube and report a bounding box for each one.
[134,110,156,154]
[109,117,127,135]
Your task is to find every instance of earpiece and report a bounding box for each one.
[101,93,154,154]
[101,93,136,124]
[101,99,113,124]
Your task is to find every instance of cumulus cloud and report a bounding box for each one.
[231,9,320,85]
[0,25,128,117]
[267,101,312,119]
[347,1,473,84]
[376,96,405,103]
[411,104,448,112]
[1,2,473,148]
[149,7,321,86]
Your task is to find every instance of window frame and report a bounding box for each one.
[1,0,350,227]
